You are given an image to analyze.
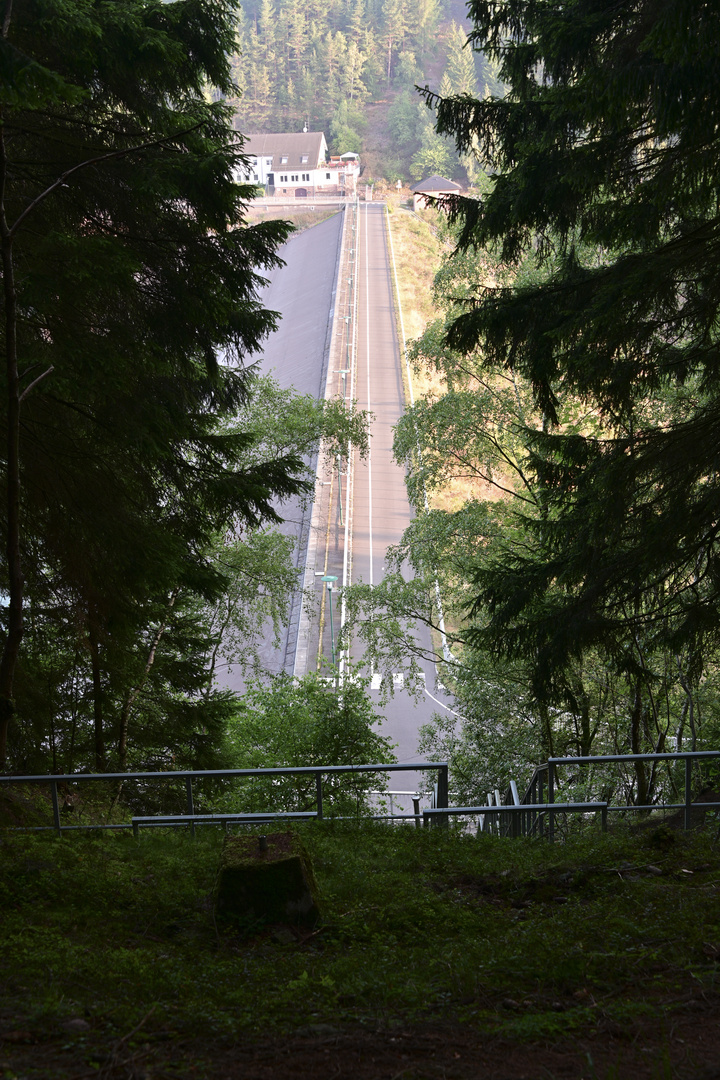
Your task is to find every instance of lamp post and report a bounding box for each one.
[321,575,338,666]
[334,368,350,399]
[336,453,344,526]
[344,310,352,369]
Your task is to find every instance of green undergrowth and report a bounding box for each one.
[2,821,720,1044]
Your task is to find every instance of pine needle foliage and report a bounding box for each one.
[421,0,720,700]
[0,0,308,767]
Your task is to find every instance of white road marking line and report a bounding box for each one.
[365,202,373,588]
[424,688,463,717]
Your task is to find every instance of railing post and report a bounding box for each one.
[437,765,449,808]
[412,796,421,830]
[548,761,555,842]
[51,781,62,837]
[684,757,692,832]
[433,764,451,829]
[316,772,324,820]
[436,765,449,828]
[185,776,196,838]
[510,780,520,838]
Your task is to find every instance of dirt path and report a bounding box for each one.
[3,997,720,1079]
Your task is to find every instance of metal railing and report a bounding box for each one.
[0,761,449,836]
[472,749,720,840]
[7,751,717,842]
[424,801,608,832]
[546,750,720,839]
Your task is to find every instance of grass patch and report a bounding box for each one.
[3,822,720,1047]
[386,201,445,347]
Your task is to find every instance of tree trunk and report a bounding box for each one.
[88,620,105,772]
[630,678,649,806]
[0,118,23,771]
[538,701,554,761]
[117,590,177,769]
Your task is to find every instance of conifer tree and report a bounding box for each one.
[0,0,305,768]
[425,0,720,701]
[444,22,478,97]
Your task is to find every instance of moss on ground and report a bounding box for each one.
[1,821,720,1045]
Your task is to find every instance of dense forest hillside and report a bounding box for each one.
[227,0,500,182]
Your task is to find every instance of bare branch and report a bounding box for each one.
[18,364,53,404]
[10,122,205,238]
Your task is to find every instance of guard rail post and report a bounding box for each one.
[685,757,693,832]
[535,770,544,837]
[316,773,324,820]
[51,781,61,837]
[437,764,449,827]
[413,796,421,830]
[510,780,521,838]
[185,776,196,837]
[548,760,555,842]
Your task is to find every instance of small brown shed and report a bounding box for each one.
[411,175,461,212]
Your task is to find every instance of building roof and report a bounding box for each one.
[242,132,328,170]
[411,175,461,193]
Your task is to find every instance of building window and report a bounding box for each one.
[280,156,288,164]
[326,172,331,179]
[291,174,298,181]
[301,155,309,164]
[280,174,288,182]
[302,173,310,181]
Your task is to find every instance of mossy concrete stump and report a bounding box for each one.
[215,832,320,927]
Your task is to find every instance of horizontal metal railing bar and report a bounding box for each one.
[0,762,447,785]
[424,801,607,818]
[308,813,422,822]
[129,813,423,830]
[132,812,318,823]
[549,751,720,766]
[6,823,134,832]
[604,801,720,812]
[370,790,421,796]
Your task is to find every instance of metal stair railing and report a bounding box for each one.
[424,801,608,832]
[476,749,720,840]
[546,750,720,839]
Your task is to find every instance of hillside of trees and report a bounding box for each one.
[227,0,501,183]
